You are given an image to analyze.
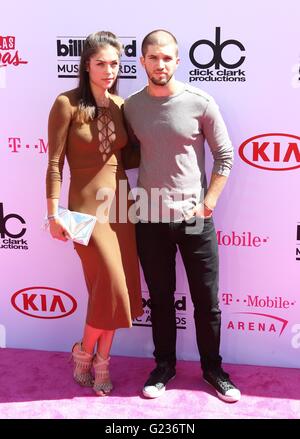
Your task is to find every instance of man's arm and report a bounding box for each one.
[121,103,141,169]
[201,98,234,214]
[204,173,228,212]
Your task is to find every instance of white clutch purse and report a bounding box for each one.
[46,207,97,246]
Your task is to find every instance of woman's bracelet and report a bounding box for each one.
[47,214,59,221]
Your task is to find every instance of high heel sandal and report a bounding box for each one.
[93,352,113,396]
[71,342,94,387]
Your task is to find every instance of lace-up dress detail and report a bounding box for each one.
[97,106,116,159]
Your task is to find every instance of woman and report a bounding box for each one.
[46,31,143,396]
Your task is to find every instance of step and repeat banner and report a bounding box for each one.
[1,0,299,368]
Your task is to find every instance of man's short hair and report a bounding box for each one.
[141,29,178,57]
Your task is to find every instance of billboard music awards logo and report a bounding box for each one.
[56,36,137,79]
[0,35,28,88]
[0,203,28,250]
[239,133,300,171]
[189,27,246,84]
[133,291,187,329]
[222,292,296,336]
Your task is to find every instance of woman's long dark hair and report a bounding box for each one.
[76,31,122,123]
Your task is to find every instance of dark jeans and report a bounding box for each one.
[136,218,222,372]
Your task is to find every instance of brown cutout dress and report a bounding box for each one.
[46,89,143,329]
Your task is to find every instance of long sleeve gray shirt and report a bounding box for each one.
[124,82,234,222]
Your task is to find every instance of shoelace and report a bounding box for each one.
[211,369,235,391]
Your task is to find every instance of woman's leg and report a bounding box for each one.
[82,323,104,354]
[96,329,115,358]
[72,323,104,387]
[93,329,115,396]
[72,325,116,394]
[72,322,103,387]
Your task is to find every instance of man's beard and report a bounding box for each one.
[150,76,171,86]
[146,70,173,86]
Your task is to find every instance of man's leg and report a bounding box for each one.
[136,222,177,397]
[178,218,221,370]
[136,222,177,365]
[178,218,241,402]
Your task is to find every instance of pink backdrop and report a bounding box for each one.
[0,0,299,368]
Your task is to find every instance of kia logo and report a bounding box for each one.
[239,133,300,171]
[11,286,77,319]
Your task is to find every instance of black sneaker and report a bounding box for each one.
[142,362,176,398]
[203,368,241,402]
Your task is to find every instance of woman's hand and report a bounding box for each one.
[48,218,72,242]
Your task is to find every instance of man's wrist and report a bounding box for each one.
[203,202,214,213]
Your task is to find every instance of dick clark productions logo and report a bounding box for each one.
[0,202,28,250]
[189,27,246,83]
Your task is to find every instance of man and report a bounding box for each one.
[124,29,241,403]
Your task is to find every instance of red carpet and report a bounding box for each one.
[0,348,299,419]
